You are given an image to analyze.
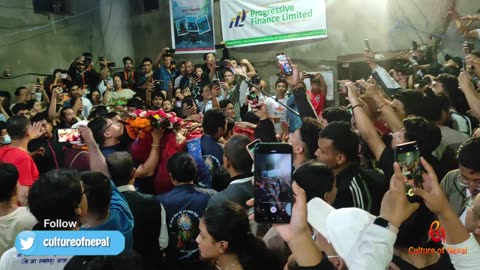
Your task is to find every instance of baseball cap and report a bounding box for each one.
[307,198,375,267]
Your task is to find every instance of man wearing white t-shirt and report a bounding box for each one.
[265,79,289,136]
[0,163,37,256]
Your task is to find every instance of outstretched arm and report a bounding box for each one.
[79,125,111,179]
[135,128,164,178]
[458,72,480,119]
[346,82,387,161]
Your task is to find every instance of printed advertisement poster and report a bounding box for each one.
[220,0,327,48]
[170,0,215,53]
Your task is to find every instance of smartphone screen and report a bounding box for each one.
[276,53,293,75]
[215,61,227,67]
[412,41,418,50]
[183,97,195,108]
[254,143,293,223]
[212,79,221,89]
[246,139,261,160]
[364,39,372,51]
[394,141,423,202]
[57,128,83,144]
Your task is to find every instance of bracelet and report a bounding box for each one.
[151,144,160,147]
[377,102,388,111]
[352,104,363,111]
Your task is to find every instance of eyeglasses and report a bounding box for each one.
[457,173,480,191]
[466,200,480,218]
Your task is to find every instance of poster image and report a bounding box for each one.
[175,19,188,36]
[170,0,215,54]
[186,16,199,32]
[196,15,211,35]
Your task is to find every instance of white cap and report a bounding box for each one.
[307,198,375,267]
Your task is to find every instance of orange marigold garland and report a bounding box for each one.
[125,109,182,140]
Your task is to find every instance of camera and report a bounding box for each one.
[250,75,261,85]
[99,57,116,68]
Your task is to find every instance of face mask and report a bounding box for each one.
[2,134,11,144]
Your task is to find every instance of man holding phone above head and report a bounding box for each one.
[346,81,444,181]
[154,47,176,93]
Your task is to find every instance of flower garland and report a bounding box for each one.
[125,109,183,140]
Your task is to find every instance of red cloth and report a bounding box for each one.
[307,91,326,116]
[129,131,185,195]
[233,125,255,141]
[374,120,392,136]
[0,146,39,186]
[63,147,90,172]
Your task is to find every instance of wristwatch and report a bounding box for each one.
[373,217,399,234]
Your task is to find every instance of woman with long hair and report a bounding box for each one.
[196,202,281,270]
[103,75,135,108]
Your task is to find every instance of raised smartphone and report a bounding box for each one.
[246,139,261,160]
[364,39,372,51]
[394,141,423,203]
[57,128,83,144]
[254,143,293,223]
[276,53,293,75]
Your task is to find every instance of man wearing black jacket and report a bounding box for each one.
[315,121,386,215]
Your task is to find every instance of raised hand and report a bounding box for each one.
[274,182,309,243]
[281,58,299,86]
[28,121,44,139]
[380,162,420,228]
[458,72,475,93]
[413,157,450,215]
[77,125,95,146]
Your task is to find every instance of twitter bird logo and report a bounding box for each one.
[20,237,34,250]
[16,231,36,253]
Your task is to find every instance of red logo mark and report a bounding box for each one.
[429,221,445,243]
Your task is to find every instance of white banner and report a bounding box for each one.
[220,0,327,48]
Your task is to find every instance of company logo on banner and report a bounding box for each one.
[229,9,248,28]
[221,0,327,48]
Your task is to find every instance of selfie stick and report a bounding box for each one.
[243,79,300,117]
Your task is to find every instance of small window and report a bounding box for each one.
[33,0,67,14]
[143,0,159,12]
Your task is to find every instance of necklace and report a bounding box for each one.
[216,261,240,270]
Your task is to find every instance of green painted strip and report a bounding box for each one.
[226,29,327,46]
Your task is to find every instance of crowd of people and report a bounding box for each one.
[1,6,480,269]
